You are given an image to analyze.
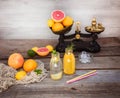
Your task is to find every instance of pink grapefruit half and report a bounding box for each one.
[37,47,49,56]
[51,10,65,22]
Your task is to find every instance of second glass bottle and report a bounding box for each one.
[63,46,75,75]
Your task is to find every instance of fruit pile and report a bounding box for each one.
[8,45,54,80]
[8,53,38,80]
[47,10,74,34]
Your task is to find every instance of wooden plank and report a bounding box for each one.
[0,46,120,59]
[0,92,119,98]
[0,39,57,59]
[0,70,120,98]
[94,46,120,57]
[0,37,120,59]
[97,37,120,47]
[75,56,120,70]
[0,56,120,70]
[29,56,120,70]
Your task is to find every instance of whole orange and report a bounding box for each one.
[62,16,73,27]
[23,59,37,72]
[52,22,64,32]
[8,53,24,69]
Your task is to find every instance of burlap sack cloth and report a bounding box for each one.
[0,60,48,92]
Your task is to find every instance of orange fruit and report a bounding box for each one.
[23,59,37,72]
[47,19,54,27]
[62,16,73,27]
[52,22,64,32]
[8,53,24,69]
[46,45,54,52]
[15,70,27,80]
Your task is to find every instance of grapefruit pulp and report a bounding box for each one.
[37,47,49,56]
[51,10,65,22]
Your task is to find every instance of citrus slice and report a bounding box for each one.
[46,45,54,52]
[32,47,39,52]
[37,47,49,56]
[51,10,65,22]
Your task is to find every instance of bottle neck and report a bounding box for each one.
[65,48,73,55]
[51,52,60,59]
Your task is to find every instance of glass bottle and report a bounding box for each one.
[50,51,62,80]
[63,47,75,75]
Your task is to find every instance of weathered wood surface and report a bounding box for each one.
[0,70,120,98]
[0,37,120,98]
[0,37,120,59]
[0,56,120,70]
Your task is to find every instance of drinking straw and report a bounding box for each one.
[67,72,97,84]
[66,70,97,84]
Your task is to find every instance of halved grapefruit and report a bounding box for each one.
[51,10,65,22]
[37,47,49,56]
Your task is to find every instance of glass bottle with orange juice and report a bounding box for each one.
[63,45,75,75]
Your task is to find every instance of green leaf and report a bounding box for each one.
[52,50,57,54]
[67,43,74,50]
[34,69,42,75]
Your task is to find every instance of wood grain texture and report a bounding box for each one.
[0,70,120,98]
[0,37,120,59]
[0,37,120,98]
[0,0,120,39]
[1,56,120,70]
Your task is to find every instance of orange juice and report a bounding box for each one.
[63,48,75,74]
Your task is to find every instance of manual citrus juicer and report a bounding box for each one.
[51,18,105,53]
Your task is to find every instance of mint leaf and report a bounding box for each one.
[52,50,57,54]
[34,69,42,75]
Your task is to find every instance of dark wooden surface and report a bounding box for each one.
[0,37,120,98]
[0,37,120,59]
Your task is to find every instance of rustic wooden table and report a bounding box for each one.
[0,37,120,98]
